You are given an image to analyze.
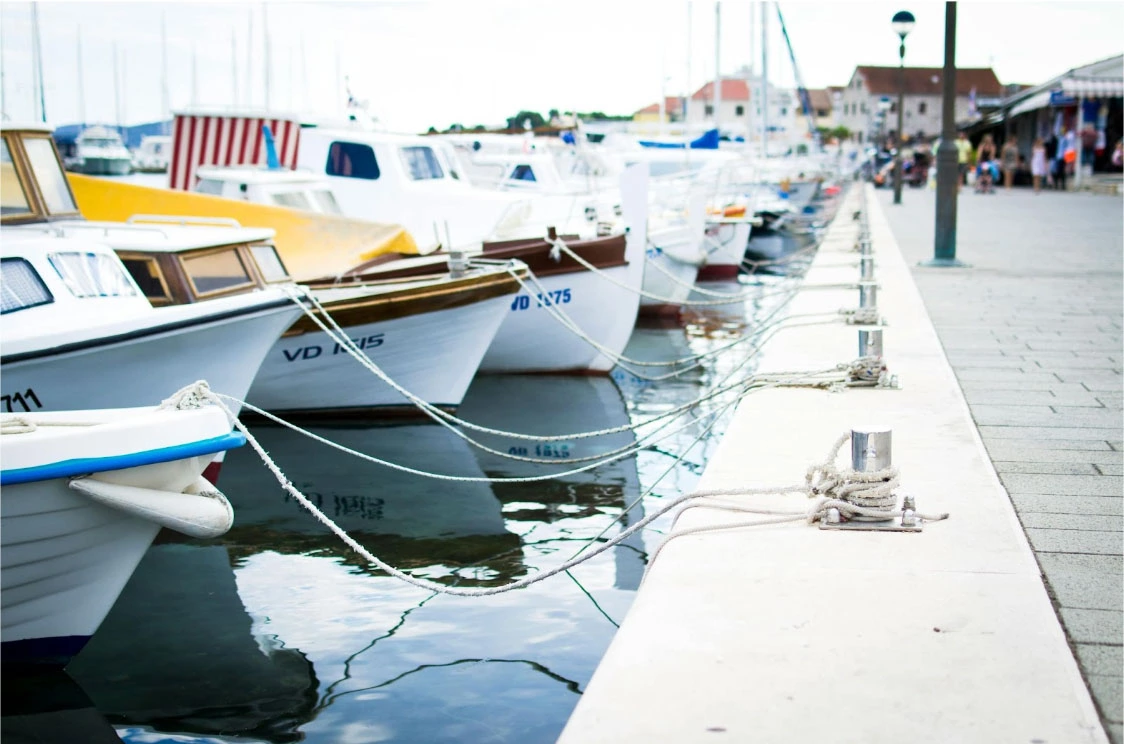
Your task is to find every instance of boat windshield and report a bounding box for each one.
[310,189,342,215]
[24,136,78,214]
[83,138,120,148]
[49,252,139,299]
[400,146,445,181]
[271,191,313,211]
[0,138,32,218]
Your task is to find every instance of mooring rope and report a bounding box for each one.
[162,378,949,598]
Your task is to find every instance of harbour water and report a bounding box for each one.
[7,210,835,744]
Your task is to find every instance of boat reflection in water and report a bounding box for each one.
[457,374,646,591]
[65,544,318,743]
[63,391,647,743]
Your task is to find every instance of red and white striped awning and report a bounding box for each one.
[168,112,302,191]
[1060,78,1124,98]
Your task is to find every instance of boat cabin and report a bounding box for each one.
[1,125,293,308]
[1,125,83,225]
[193,166,345,215]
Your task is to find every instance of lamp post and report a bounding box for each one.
[891,10,915,205]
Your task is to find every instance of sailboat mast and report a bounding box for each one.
[246,7,253,106]
[262,3,271,110]
[191,46,198,106]
[76,30,86,125]
[747,0,755,146]
[685,1,692,123]
[231,30,239,106]
[113,43,121,129]
[760,1,768,157]
[713,1,721,134]
[300,34,307,112]
[161,11,169,131]
[31,3,47,122]
[120,47,128,128]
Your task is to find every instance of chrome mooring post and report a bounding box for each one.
[859,328,883,359]
[821,426,924,532]
[860,255,875,281]
[859,281,878,310]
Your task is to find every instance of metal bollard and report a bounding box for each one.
[860,237,872,255]
[448,250,468,278]
[851,426,892,473]
[859,281,878,309]
[860,255,875,281]
[859,328,883,359]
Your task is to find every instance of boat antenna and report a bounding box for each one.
[262,124,281,169]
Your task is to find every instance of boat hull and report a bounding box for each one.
[1,403,239,666]
[247,292,511,414]
[479,260,641,374]
[698,220,752,281]
[0,304,300,415]
[71,157,132,176]
[640,225,702,316]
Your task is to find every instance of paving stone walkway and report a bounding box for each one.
[877,184,1123,743]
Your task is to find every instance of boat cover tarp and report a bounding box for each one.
[68,174,418,281]
[638,128,720,150]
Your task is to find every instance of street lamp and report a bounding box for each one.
[891,10,915,205]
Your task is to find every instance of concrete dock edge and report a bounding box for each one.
[558,185,1109,744]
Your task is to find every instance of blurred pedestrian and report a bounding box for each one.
[954,132,973,193]
[1001,137,1019,190]
[1031,137,1047,194]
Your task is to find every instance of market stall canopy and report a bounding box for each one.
[1060,78,1124,98]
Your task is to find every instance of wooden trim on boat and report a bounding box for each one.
[338,233,628,283]
[284,267,525,337]
[480,233,628,278]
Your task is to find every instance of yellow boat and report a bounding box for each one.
[68,172,418,282]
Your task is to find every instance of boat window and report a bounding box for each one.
[326,141,380,180]
[510,164,537,182]
[0,139,32,218]
[48,252,138,299]
[24,137,78,214]
[310,189,343,214]
[0,258,54,314]
[181,247,255,296]
[249,244,291,283]
[271,191,313,210]
[119,255,172,305]
[399,146,444,180]
[194,179,225,196]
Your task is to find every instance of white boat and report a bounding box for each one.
[639,192,708,315]
[65,125,132,176]
[1,125,304,477]
[0,403,243,665]
[131,135,171,174]
[699,216,754,280]
[246,261,524,414]
[183,128,651,375]
[475,163,648,373]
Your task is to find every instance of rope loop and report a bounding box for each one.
[0,416,36,435]
[158,380,217,412]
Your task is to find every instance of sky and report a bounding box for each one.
[1,1,1122,134]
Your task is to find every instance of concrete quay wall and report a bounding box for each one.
[558,185,1108,744]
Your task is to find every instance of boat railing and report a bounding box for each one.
[127,214,243,229]
[14,222,172,240]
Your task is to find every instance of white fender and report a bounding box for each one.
[68,475,235,538]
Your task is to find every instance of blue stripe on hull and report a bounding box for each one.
[1,635,91,667]
[0,431,246,486]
